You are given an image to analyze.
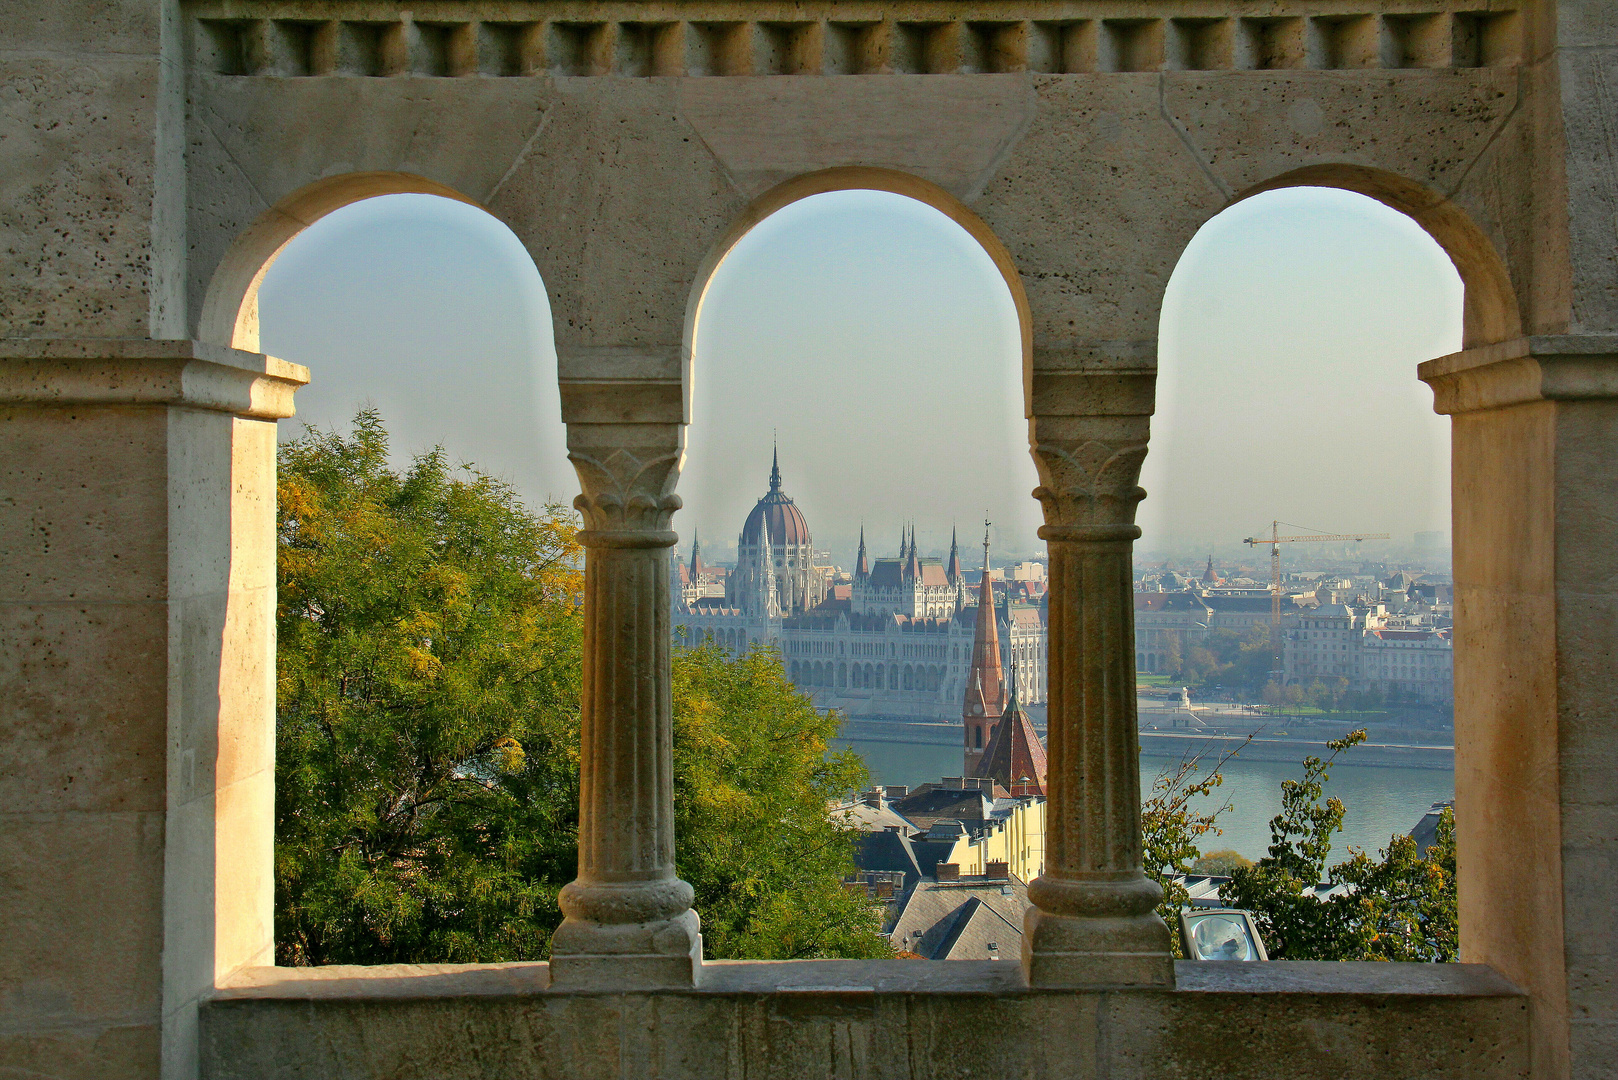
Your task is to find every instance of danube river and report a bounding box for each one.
[830,737,1455,864]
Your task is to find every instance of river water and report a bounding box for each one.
[830,737,1455,865]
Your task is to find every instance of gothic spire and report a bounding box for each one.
[963,520,1006,725]
[769,439,781,492]
[946,525,961,582]
[691,529,703,574]
[904,523,920,579]
[856,525,869,579]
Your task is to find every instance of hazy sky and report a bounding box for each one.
[259,185,1460,569]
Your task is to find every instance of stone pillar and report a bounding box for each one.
[1421,335,1618,1080]
[0,340,306,1080]
[548,347,701,989]
[1022,349,1173,988]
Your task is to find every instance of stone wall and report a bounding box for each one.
[201,961,1528,1080]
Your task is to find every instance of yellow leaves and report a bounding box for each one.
[406,647,442,680]
[492,737,526,775]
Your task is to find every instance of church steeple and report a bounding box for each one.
[855,525,869,579]
[690,530,704,575]
[768,440,782,492]
[946,525,961,582]
[962,520,1007,773]
[973,655,1048,795]
[904,524,920,579]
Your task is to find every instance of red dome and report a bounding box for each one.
[742,490,811,548]
[741,450,811,548]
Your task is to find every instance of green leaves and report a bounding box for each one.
[276,412,888,965]
[1218,730,1458,961]
[1144,728,1458,962]
[672,644,893,961]
[275,411,584,966]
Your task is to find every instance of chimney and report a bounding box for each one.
[861,788,883,809]
[936,862,960,882]
[985,860,1010,881]
[884,785,908,799]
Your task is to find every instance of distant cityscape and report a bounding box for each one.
[673,451,1457,721]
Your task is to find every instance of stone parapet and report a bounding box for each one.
[200,961,1528,1079]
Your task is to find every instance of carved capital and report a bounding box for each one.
[567,424,683,537]
[1029,418,1150,531]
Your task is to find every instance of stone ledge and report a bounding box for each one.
[1419,335,1618,414]
[0,339,309,420]
[201,961,1527,1080]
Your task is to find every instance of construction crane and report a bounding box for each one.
[1242,521,1392,625]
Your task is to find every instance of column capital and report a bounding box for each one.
[1029,416,1151,531]
[1419,334,1618,414]
[566,425,684,536]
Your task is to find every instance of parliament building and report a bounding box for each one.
[672,453,1048,724]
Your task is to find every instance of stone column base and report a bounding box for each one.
[548,910,704,990]
[1021,908,1175,989]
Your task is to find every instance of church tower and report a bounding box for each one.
[855,526,869,580]
[962,524,1007,774]
[973,662,1048,795]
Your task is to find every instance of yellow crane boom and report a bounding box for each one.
[1241,521,1391,624]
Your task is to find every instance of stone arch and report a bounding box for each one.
[837,661,846,688]
[1225,164,1520,351]
[197,171,487,353]
[683,165,1035,431]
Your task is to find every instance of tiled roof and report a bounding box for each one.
[886,878,1031,960]
[892,788,990,833]
[973,693,1047,795]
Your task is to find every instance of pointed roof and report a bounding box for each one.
[691,530,705,575]
[904,524,921,579]
[973,665,1047,795]
[856,525,869,579]
[946,526,961,582]
[769,441,782,492]
[1201,556,1218,584]
[963,524,1006,723]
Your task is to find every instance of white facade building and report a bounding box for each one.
[672,457,1047,720]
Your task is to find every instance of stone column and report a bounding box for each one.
[548,347,701,989]
[1022,349,1174,988]
[0,340,306,1080]
[1420,334,1618,1080]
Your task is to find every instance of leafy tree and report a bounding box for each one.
[1140,740,1249,954]
[1219,730,1458,961]
[1143,727,1458,962]
[672,644,892,960]
[275,412,887,965]
[275,411,585,965]
[1330,807,1457,962]
[1191,849,1254,876]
